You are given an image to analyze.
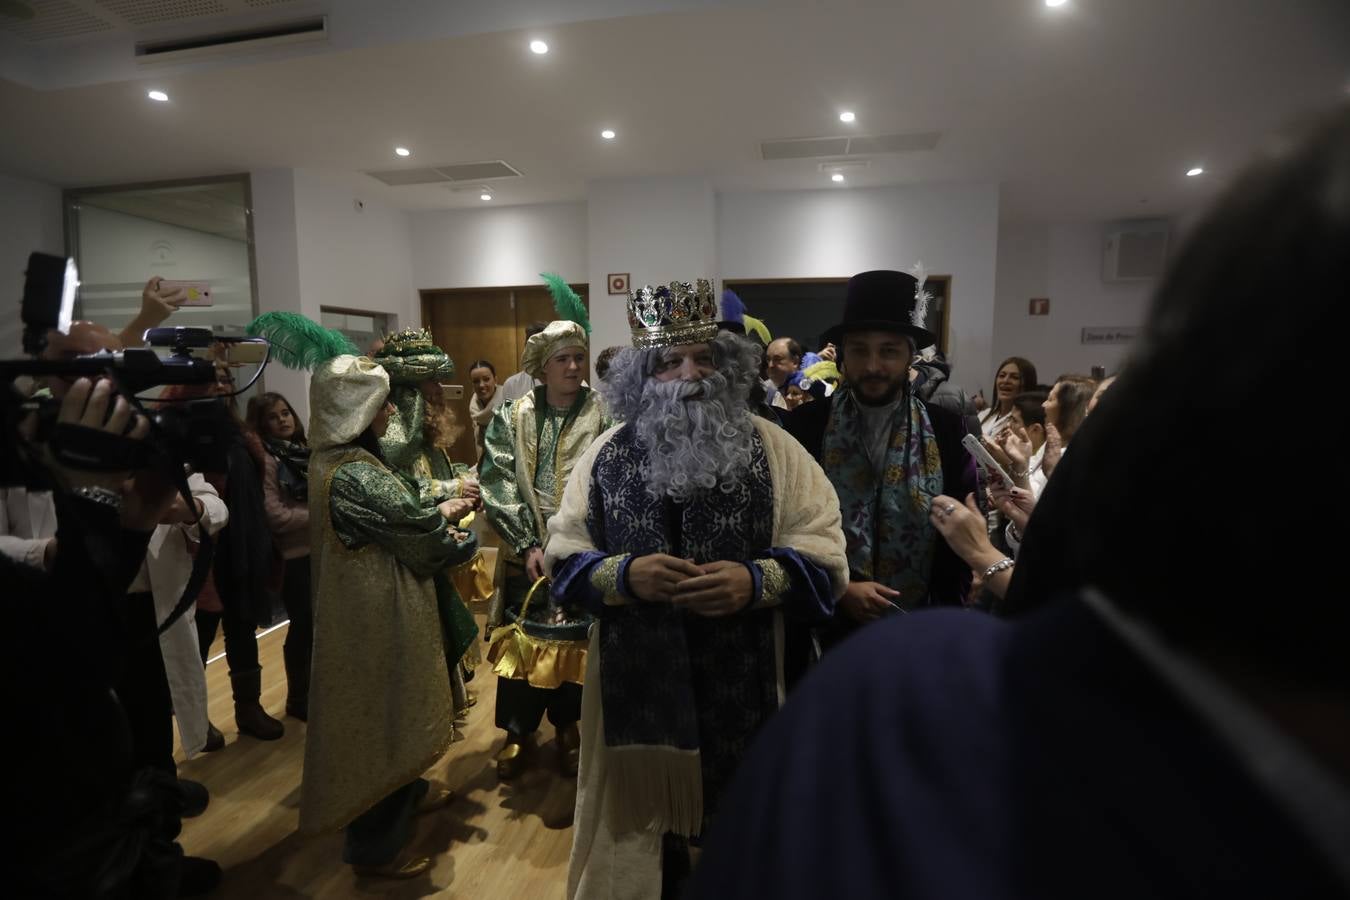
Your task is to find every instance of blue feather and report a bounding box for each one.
[720,289,746,324]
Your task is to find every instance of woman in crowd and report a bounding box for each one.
[1040,374,1098,477]
[467,359,503,460]
[247,391,314,721]
[979,356,1038,437]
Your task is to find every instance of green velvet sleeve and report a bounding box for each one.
[329,461,478,578]
[478,401,539,556]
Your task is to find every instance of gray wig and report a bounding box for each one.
[600,331,763,501]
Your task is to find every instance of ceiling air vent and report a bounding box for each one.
[135,15,327,63]
[435,161,522,182]
[760,131,941,161]
[365,161,523,187]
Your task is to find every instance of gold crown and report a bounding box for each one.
[626,279,720,349]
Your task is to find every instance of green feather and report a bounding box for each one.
[540,272,591,335]
[246,312,359,371]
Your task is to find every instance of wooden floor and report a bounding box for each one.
[175,555,576,899]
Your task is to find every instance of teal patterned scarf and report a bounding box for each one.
[821,386,944,606]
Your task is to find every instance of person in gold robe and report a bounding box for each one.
[248,314,478,880]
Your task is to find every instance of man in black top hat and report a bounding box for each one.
[783,270,977,643]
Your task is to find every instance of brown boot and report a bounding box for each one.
[231,668,284,740]
[558,722,581,777]
[495,732,531,781]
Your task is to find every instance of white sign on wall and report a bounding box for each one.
[1081,326,1139,345]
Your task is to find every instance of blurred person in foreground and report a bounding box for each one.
[689,105,1350,900]
[3,360,221,896]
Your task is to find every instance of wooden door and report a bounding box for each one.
[418,284,591,466]
[510,286,591,384]
[420,289,510,469]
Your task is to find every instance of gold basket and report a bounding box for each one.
[484,576,587,689]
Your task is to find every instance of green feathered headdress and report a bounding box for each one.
[541,272,591,335]
[246,312,359,371]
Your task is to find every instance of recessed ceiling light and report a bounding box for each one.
[480,193,493,201]
[147,90,168,102]
[394,146,411,157]
[831,173,845,183]
[1186,166,1204,177]
[839,111,856,123]
[601,129,616,140]
[1045,0,1068,7]
[530,40,548,54]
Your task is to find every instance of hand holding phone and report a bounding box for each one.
[158,280,212,307]
[962,433,1016,487]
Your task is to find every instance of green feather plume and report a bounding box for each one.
[246,312,359,371]
[541,272,591,335]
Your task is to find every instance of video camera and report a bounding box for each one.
[2,251,270,487]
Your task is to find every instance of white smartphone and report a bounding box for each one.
[961,433,1016,487]
[439,383,464,400]
[159,279,212,307]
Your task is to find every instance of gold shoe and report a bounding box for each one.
[495,734,530,781]
[352,855,433,880]
[558,722,581,778]
[416,784,455,817]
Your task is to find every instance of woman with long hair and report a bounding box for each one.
[979,356,1038,437]
[246,390,314,721]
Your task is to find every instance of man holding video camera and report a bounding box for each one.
[1,256,242,897]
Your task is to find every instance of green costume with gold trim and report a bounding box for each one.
[372,329,485,713]
[479,383,610,733]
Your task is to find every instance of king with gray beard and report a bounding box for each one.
[544,279,848,900]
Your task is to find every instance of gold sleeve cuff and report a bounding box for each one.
[590,553,632,606]
[753,558,791,609]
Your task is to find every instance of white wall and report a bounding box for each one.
[248,168,418,419]
[292,169,417,330]
[991,222,1156,389]
[588,177,718,354]
[719,182,1001,387]
[409,202,586,289]
[0,172,64,356]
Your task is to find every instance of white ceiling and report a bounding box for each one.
[1,0,1347,224]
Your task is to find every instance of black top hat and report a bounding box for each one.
[820,269,936,349]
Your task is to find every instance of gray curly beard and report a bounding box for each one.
[631,373,755,502]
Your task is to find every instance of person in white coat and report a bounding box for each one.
[125,472,228,763]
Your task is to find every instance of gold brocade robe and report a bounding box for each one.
[299,446,465,835]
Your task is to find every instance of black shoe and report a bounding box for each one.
[201,722,225,753]
[177,779,209,819]
[177,856,222,897]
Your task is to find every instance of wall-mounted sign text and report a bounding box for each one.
[1081,326,1139,345]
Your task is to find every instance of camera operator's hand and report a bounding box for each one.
[42,377,148,494]
[117,276,188,347]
